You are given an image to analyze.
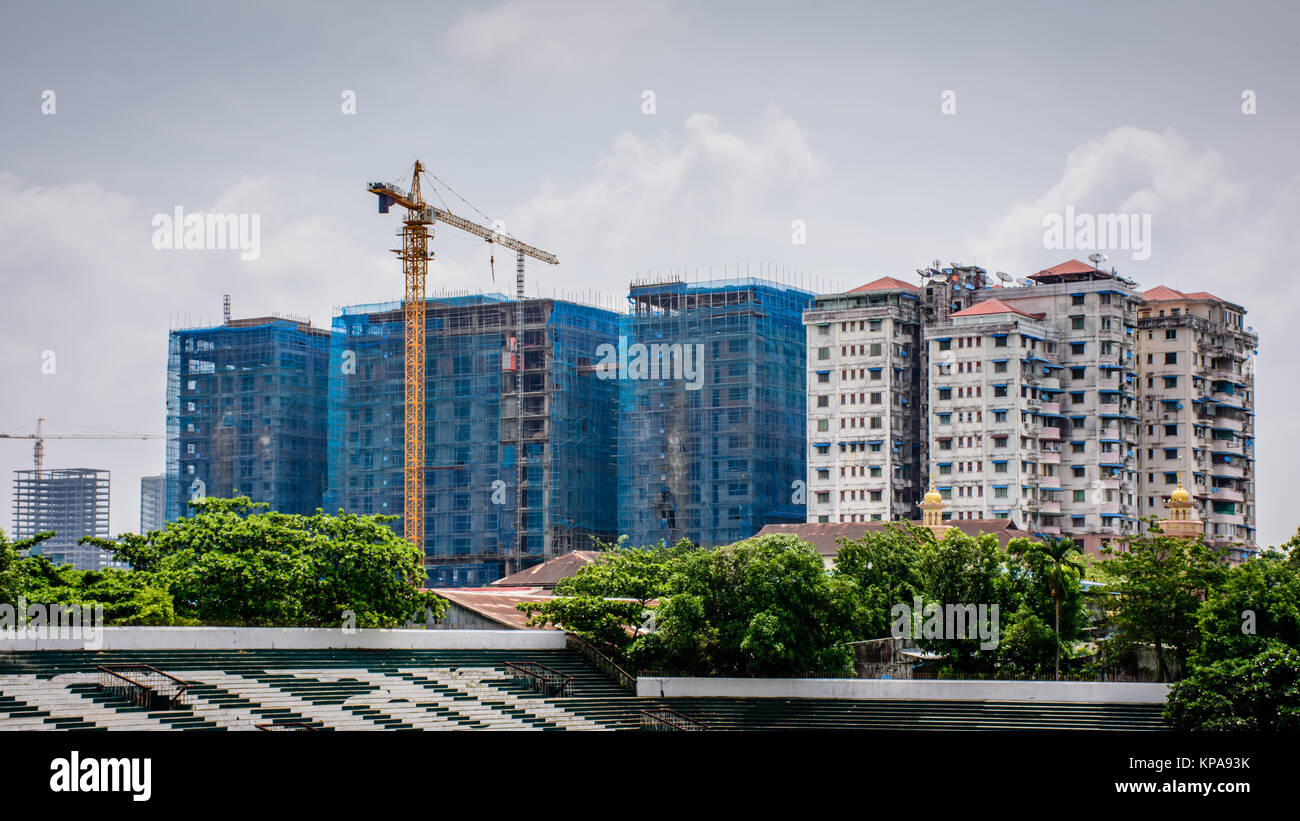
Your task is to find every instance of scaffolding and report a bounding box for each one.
[616,277,813,547]
[12,468,111,569]
[326,294,619,588]
[165,317,330,523]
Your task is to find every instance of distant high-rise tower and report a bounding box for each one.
[140,474,165,533]
[166,316,330,523]
[12,468,111,570]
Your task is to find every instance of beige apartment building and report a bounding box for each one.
[1135,286,1257,560]
[803,259,1258,559]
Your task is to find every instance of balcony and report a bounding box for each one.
[1038,450,1060,464]
[1040,401,1060,415]
[1099,402,1120,415]
[1039,501,1061,514]
[1038,377,1060,391]
[1098,377,1120,391]
[1212,416,1243,433]
[1039,426,1061,441]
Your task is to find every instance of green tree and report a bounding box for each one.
[520,540,690,657]
[1007,537,1086,679]
[913,529,1005,674]
[832,523,926,637]
[1099,522,1228,681]
[1165,641,1300,730]
[79,496,444,627]
[631,533,866,677]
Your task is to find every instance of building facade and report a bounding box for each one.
[139,474,165,534]
[165,316,330,523]
[1135,286,1257,558]
[326,295,619,587]
[804,277,923,523]
[12,468,112,570]
[804,259,1255,557]
[617,278,812,547]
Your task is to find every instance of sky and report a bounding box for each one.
[1,0,1297,546]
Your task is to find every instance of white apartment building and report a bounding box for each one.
[804,277,923,523]
[802,259,1258,558]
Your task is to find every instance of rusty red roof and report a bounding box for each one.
[1028,259,1104,280]
[432,588,558,630]
[489,550,604,589]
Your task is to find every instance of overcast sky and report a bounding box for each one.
[1,0,1297,546]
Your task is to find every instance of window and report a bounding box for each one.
[1165,424,1178,436]
[938,339,951,351]
[1071,442,1085,453]
[1165,352,1178,364]
[994,385,1008,398]
[994,487,1008,498]
[938,388,952,401]
[817,347,830,360]
[816,469,830,480]
[995,336,1009,348]
[1163,376,1178,388]
[870,343,882,356]
[816,492,830,504]
[1071,315,1085,330]
[1073,490,1086,502]
[994,361,1008,373]
[939,464,953,475]
[1071,294,1085,306]
[994,462,1008,473]
[870,392,882,404]
[993,411,1007,423]
[817,372,830,383]
[1071,342,1086,355]
[817,395,829,407]
[1072,466,1086,478]
[1165,329,1177,340]
[817,420,829,431]
[993,436,1008,448]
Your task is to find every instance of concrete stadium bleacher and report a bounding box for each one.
[0,634,1168,731]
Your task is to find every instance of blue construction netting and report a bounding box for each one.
[616,278,812,548]
[326,295,619,587]
[165,318,330,523]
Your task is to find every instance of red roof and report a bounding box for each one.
[1142,286,1228,304]
[848,276,920,294]
[489,550,602,589]
[949,298,1045,320]
[1028,259,1103,279]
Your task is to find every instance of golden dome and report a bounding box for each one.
[922,474,943,505]
[1168,475,1191,505]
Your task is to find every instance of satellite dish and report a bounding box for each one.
[1088,252,1108,266]
[1016,277,1033,286]
[995,271,1013,282]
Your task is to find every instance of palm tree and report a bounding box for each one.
[1012,537,1086,679]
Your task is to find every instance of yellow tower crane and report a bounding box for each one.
[367,162,558,553]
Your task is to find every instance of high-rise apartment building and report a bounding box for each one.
[1135,286,1257,560]
[166,316,330,523]
[327,295,619,587]
[139,474,165,534]
[804,277,924,522]
[803,259,1256,557]
[12,468,112,570]
[617,278,812,547]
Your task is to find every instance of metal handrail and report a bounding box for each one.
[97,664,189,709]
[565,632,637,693]
[640,708,710,731]
[255,721,318,731]
[504,661,574,697]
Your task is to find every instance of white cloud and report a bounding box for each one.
[503,106,827,294]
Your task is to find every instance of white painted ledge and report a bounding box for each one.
[636,676,1170,704]
[0,627,567,652]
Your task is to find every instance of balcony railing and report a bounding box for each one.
[504,661,574,698]
[97,665,189,710]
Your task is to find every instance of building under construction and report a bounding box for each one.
[326,294,620,587]
[12,468,112,570]
[165,316,330,523]
[617,278,813,547]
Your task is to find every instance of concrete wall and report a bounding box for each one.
[637,675,1170,704]
[0,627,568,652]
